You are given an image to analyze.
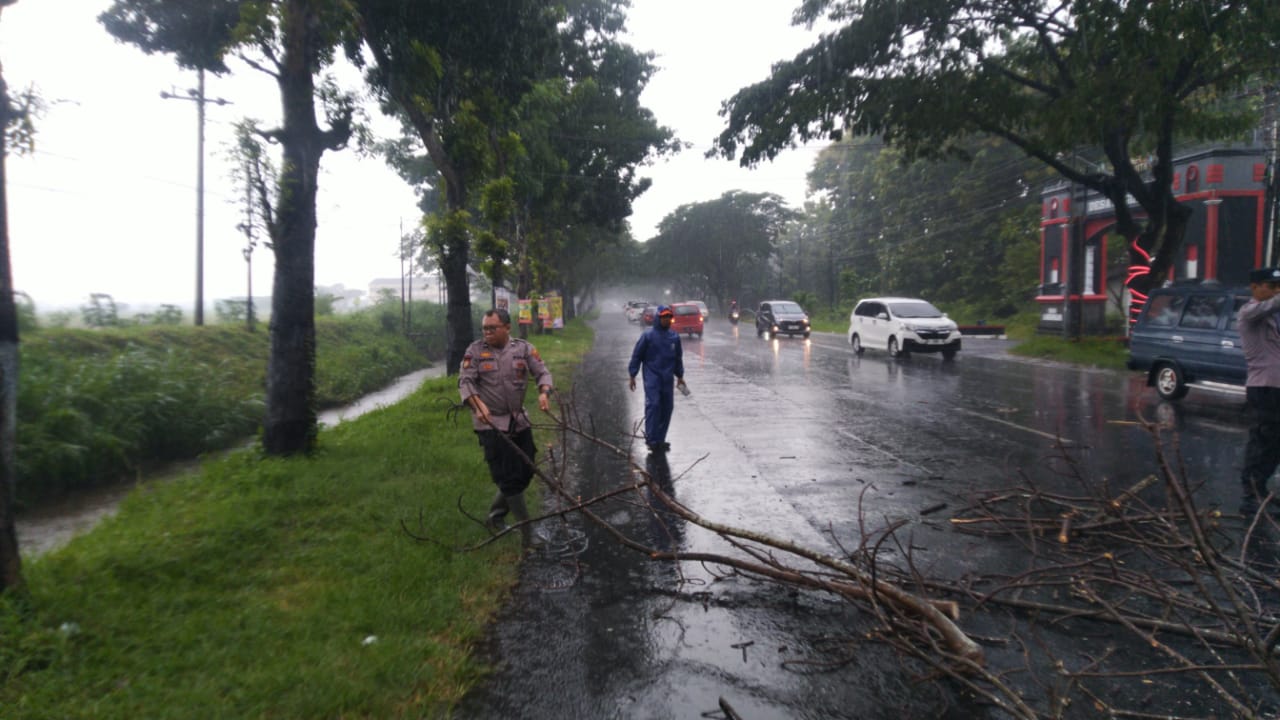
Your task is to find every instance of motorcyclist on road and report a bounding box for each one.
[729,300,739,324]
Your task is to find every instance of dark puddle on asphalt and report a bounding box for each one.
[16,366,442,557]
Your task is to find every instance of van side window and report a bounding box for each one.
[1228,296,1248,331]
[1143,294,1186,328]
[1178,294,1226,330]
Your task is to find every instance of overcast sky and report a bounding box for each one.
[1,0,827,311]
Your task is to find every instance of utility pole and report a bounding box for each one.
[161,68,230,326]
[237,162,256,331]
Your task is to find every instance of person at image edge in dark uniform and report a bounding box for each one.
[628,304,687,453]
[458,308,553,546]
[1237,266,1280,512]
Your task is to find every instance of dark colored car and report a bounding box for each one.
[1127,283,1249,400]
[755,300,810,339]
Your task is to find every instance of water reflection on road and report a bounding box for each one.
[459,316,1259,718]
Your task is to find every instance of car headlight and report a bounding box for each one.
[802,317,810,325]
[901,322,917,332]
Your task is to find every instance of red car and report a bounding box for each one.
[669,302,704,338]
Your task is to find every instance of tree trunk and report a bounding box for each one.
[441,233,472,374]
[0,21,24,591]
[262,0,328,456]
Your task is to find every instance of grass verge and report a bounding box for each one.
[1,320,594,719]
[1006,333,1130,370]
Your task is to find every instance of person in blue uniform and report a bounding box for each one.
[628,305,687,452]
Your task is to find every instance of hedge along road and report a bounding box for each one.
[15,366,444,557]
[455,312,1265,718]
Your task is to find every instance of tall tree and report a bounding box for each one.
[715,0,1280,306]
[520,6,680,317]
[0,0,24,593]
[102,0,355,454]
[352,0,559,374]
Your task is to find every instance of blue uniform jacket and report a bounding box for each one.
[629,311,684,385]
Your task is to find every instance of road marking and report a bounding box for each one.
[952,407,1074,445]
[831,427,934,474]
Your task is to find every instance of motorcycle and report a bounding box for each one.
[728,309,740,325]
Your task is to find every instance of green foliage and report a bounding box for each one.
[716,0,1280,298]
[79,293,119,328]
[15,310,431,505]
[790,291,819,315]
[314,292,336,317]
[14,292,37,334]
[42,311,72,330]
[214,299,249,324]
[800,135,1045,318]
[131,304,186,327]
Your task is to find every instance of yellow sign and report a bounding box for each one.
[545,295,564,329]
[518,299,533,325]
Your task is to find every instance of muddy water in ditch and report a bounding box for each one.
[15,367,443,557]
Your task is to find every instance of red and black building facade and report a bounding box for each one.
[1037,146,1275,334]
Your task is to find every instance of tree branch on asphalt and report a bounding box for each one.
[411,386,1280,717]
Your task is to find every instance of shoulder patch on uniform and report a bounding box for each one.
[462,355,472,369]
[529,346,541,361]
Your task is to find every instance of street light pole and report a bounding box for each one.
[161,68,230,326]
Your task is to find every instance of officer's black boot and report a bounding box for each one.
[486,491,509,532]
[505,492,544,549]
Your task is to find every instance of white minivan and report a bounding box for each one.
[848,297,961,360]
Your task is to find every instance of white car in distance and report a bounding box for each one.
[848,297,961,360]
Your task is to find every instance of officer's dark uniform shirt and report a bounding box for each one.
[458,336,553,433]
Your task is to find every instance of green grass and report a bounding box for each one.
[808,309,846,334]
[1007,333,1130,369]
[1,319,594,719]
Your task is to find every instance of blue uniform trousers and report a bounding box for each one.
[643,372,675,446]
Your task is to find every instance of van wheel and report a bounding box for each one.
[1154,363,1189,400]
[888,337,902,358]
[851,334,864,354]
[803,331,810,339]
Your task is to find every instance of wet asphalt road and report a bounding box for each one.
[455,315,1258,719]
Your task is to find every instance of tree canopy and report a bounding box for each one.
[355,0,676,356]
[715,0,1280,301]
[644,190,799,309]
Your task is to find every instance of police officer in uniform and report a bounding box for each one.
[459,308,553,545]
[1237,266,1280,511]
